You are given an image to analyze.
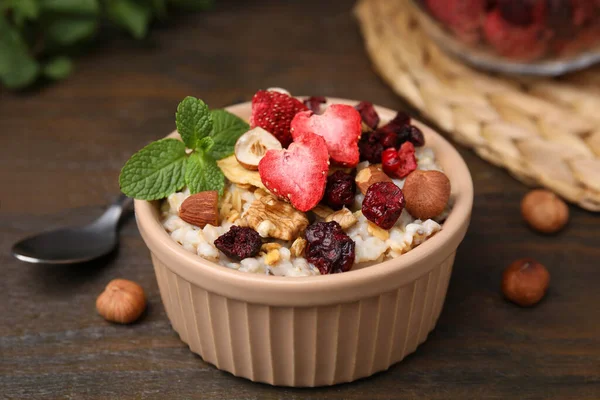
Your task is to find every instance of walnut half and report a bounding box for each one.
[245,194,309,241]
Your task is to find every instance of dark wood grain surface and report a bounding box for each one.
[1,1,599,399]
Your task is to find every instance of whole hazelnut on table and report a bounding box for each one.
[403,170,451,220]
[502,258,550,307]
[96,279,146,324]
[521,189,569,234]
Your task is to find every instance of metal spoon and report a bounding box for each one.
[12,194,133,265]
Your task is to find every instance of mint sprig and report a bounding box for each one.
[119,96,249,200]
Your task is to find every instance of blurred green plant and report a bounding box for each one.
[0,0,213,90]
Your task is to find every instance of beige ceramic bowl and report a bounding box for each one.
[134,98,474,387]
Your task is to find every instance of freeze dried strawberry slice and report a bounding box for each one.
[249,90,309,148]
[258,132,329,212]
[291,104,362,167]
[484,9,548,60]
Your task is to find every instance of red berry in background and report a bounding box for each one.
[426,0,487,44]
[378,111,411,136]
[382,143,418,179]
[483,9,548,60]
[497,0,536,26]
[355,101,380,130]
[362,182,406,229]
[324,170,357,210]
[305,221,355,274]
[304,96,327,114]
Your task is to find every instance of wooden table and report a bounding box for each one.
[1,1,599,398]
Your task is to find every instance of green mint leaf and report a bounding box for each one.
[43,57,73,80]
[47,18,97,45]
[175,96,213,150]
[40,0,99,15]
[209,109,250,160]
[106,0,152,39]
[185,152,225,195]
[197,136,215,153]
[6,0,39,26]
[0,15,40,89]
[119,138,187,200]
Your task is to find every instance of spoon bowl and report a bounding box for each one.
[12,195,132,265]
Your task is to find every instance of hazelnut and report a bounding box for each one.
[521,189,569,234]
[96,279,146,324]
[403,170,451,220]
[502,258,550,307]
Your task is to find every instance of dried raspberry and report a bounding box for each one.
[324,170,356,210]
[355,101,380,130]
[305,221,355,274]
[214,226,262,260]
[382,142,417,179]
[380,132,399,149]
[358,131,384,163]
[304,96,327,114]
[362,182,406,229]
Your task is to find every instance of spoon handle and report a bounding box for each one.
[93,194,134,229]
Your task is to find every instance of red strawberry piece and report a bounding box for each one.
[258,132,329,212]
[483,9,548,60]
[291,104,362,167]
[303,96,327,114]
[355,101,380,130]
[382,142,418,179]
[249,90,308,148]
[426,0,486,44]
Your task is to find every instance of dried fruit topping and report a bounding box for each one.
[483,9,548,60]
[404,125,425,147]
[426,0,486,43]
[291,104,362,167]
[304,96,327,114]
[234,127,282,171]
[214,225,263,260]
[497,0,536,26]
[378,111,411,135]
[362,182,406,229]
[358,131,384,164]
[249,90,309,147]
[304,221,355,274]
[258,131,329,212]
[324,170,356,210]
[380,131,400,149]
[355,101,380,130]
[403,170,451,220]
[382,142,418,179]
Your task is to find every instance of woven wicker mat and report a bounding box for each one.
[355,0,600,211]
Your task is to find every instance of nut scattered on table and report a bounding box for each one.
[521,189,569,234]
[179,191,219,228]
[403,170,451,220]
[502,258,550,307]
[96,279,146,324]
[355,165,392,195]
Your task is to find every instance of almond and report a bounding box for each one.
[179,191,219,228]
[403,170,450,220]
[355,165,393,195]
